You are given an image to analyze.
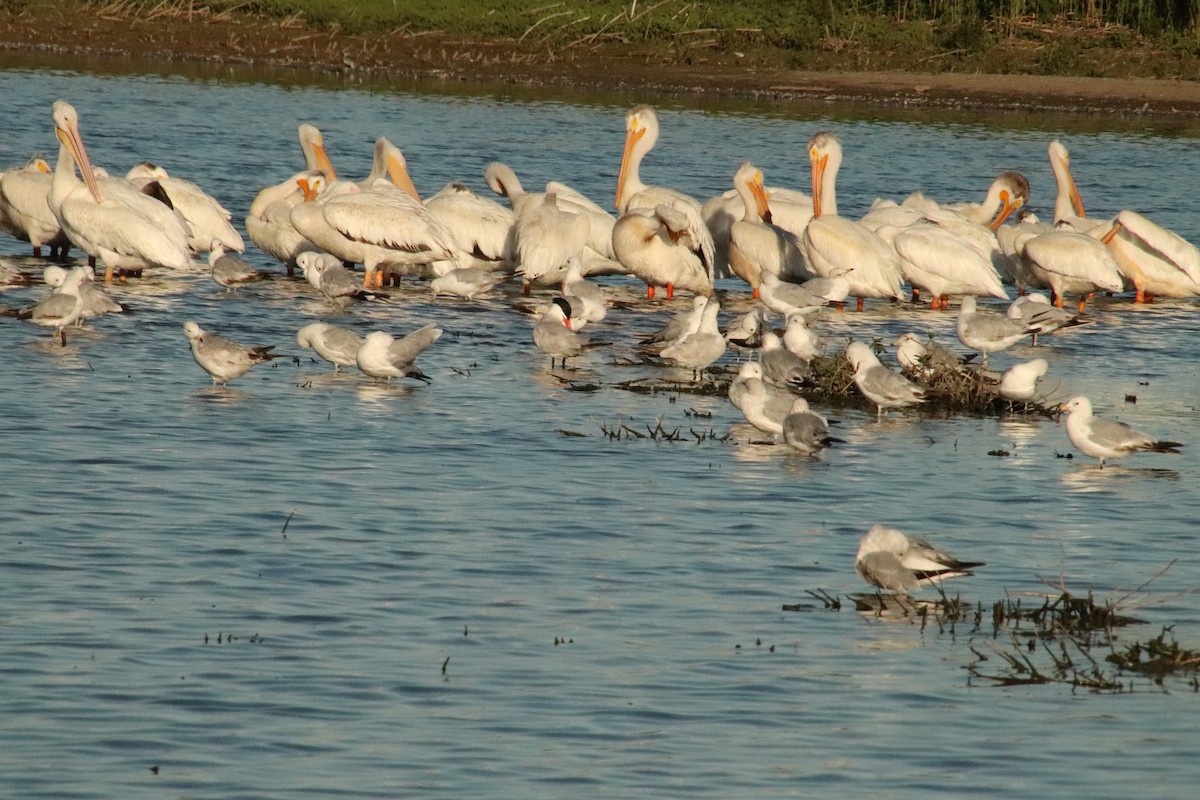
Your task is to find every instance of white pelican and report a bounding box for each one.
[297,322,363,374]
[484,161,615,260]
[183,320,282,386]
[49,100,192,282]
[901,171,1029,230]
[802,132,904,311]
[290,169,459,288]
[614,105,715,278]
[514,192,590,292]
[1058,395,1182,468]
[1048,141,1199,301]
[1019,228,1124,311]
[246,123,335,271]
[855,525,984,596]
[703,170,812,279]
[356,325,443,384]
[125,161,243,254]
[726,162,807,294]
[611,204,714,300]
[845,341,924,415]
[0,156,71,257]
[995,209,1052,289]
[884,219,1008,310]
[424,182,517,269]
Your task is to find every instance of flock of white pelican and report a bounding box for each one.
[0,98,1191,478]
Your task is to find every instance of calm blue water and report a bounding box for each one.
[2,65,1200,799]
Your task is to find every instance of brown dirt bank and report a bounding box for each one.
[4,4,1200,116]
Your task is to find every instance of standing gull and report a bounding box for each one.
[356,325,443,384]
[998,358,1049,403]
[183,320,282,386]
[855,524,984,595]
[956,295,1037,366]
[1058,395,1182,467]
[845,341,925,416]
[297,322,363,374]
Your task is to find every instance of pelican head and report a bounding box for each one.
[299,122,336,180]
[616,104,660,210]
[734,161,771,224]
[807,131,842,218]
[989,170,1030,231]
[1048,140,1084,221]
[51,99,102,203]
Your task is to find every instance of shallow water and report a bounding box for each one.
[2,65,1200,798]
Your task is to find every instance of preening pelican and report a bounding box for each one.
[0,156,71,257]
[726,162,807,295]
[614,105,715,279]
[801,131,904,310]
[901,171,1029,231]
[48,100,191,281]
[246,123,334,270]
[125,162,243,254]
[484,161,615,260]
[1020,228,1124,311]
[290,145,459,287]
[612,204,714,300]
[882,219,1008,309]
[514,192,590,292]
[424,182,517,269]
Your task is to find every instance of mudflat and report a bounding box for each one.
[3,4,1200,115]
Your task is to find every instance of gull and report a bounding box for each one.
[532,296,605,368]
[640,295,708,351]
[759,331,810,390]
[6,266,89,345]
[724,306,767,352]
[781,310,822,361]
[660,296,726,380]
[956,295,1038,366]
[855,524,984,596]
[728,361,767,412]
[296,251,384,304]
[183,320,282,386]
[43,264,124,324]
[998,358,1048,403]
[560,255,607,324]
[429,266,509,300]
[209,242,272,291]
[845,341,925,416]
[356,325,443,383]
[781,398,840,456]
[733,371,799,435]
[1058,395,1182,468]
[296,322,363,373]
[758,271,826,316]
[1005,292,1092,345]
[892,332,966,377]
